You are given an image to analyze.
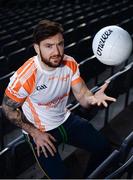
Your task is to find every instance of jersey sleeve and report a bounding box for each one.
[71,61,82,86]
[63,56,83,86]
[5,59,36,103]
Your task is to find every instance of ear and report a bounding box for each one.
[34,43,40,55]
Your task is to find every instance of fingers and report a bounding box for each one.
[106,96,116,102]
[37,145,40,157]
[47,134,57,153]
[35,133,57,158]
[46,139,57,153]
[49,134,57,142]
[44,143,55,157]
[97,97,116,107]
[37,143,56,158]
[41,146,48,158]
[102,101,108,107]
[97,101,107,107]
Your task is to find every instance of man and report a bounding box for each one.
[2,19,116,179]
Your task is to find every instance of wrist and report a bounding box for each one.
[30,127,39,138]
[82,89,93,101]
[87,95,96,105]
[86,90,93,97]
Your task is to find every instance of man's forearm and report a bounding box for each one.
[3,105,37,136]
[77,86,94,108]
[72,80,95,108]
[2,95,38,137]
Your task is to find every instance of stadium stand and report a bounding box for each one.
[0,71,15,105]
[0,0,133,178]
[0,56,9,76]
[88,131,133,179]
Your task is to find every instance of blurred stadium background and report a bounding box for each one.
[0,0,133,178]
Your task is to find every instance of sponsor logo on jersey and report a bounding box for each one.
[49,74,70,81]
[36,84,47,91]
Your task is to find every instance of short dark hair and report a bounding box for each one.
[33,19,64,44]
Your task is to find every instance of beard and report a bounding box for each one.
[40,50,64,68]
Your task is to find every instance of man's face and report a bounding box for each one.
[35,33,64,68]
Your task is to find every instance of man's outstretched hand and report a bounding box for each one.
[87,82,116,107]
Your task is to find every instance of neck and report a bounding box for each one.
[38,55,56,71]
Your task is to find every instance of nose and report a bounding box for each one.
[53,45,60,55]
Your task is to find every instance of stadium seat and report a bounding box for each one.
[2,40,22,56]
[21,21,32,29]
[64,28,76,46]
[0,0,133,178]
[7,48,28,71]
[0,34,14,47]
[0,147,8,178]
[0,133,35,178]
[0,29,8,38]
[14,29,27,40]
[7,138,35,178]
[75,15,86,26]
[0,71,15,105]
[20,35,33,47]
[0,56,9,77]
[73,36,94,61]
[7,25,22,35]
[105,63,133,104]
[26,44,36,57]
[87,131,133,179]
[0,106,17,151]
[64,42,77,60]
[79,56,107,83]
[0,107,4,150]
[74,23,92,41]
[63,19,76,31]
[63,13,74,22]
[2,21,14,29]
[119,18,133,35]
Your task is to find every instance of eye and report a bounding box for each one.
[59,41,64,47]
[45,44,53,48]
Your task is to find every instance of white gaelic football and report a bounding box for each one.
[92,25,133,65]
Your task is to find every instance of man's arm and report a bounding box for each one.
[2,94,57,157]
[72,79,116,108]
[2,94,37,137]
[72,79,94,108]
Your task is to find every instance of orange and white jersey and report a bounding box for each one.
[5,55,82,132]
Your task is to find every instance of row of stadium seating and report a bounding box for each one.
[0,0,133,78]
[0,1,133,49]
